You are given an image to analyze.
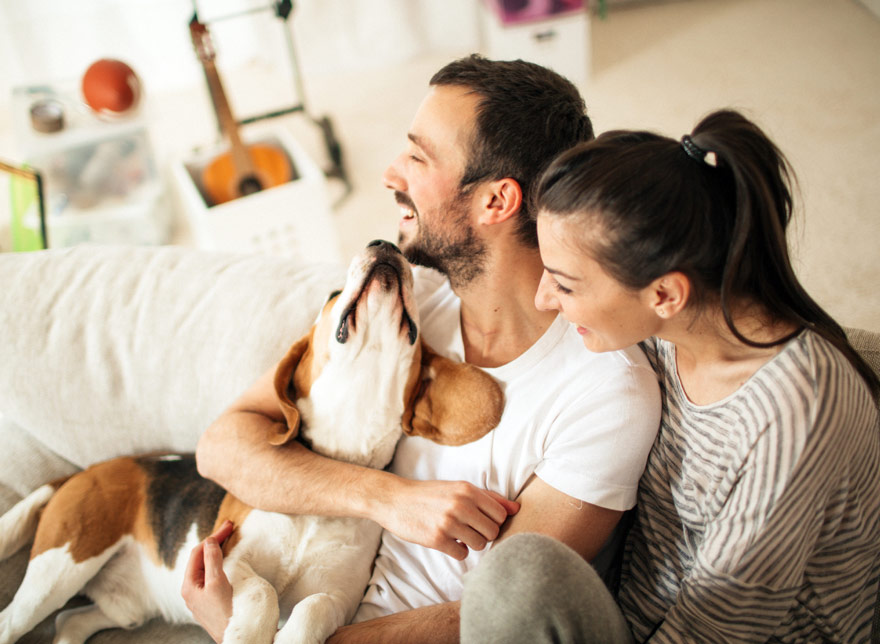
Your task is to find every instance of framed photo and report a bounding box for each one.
[0,159,47,252]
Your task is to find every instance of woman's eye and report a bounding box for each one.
[409,154,423,163]
[553,280,573,295]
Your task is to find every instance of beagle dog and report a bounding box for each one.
[0,240,503,644]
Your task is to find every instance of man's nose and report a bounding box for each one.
[382,154,406,192]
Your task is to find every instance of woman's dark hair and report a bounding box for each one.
[431,54,594,248]
[535,109,879,398]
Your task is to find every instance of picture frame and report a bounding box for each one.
[0,159,47,252]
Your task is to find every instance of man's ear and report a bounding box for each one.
[270,331,313,446]
[647,272,691,320]
[478,177,522,226]
[402,343,504,446]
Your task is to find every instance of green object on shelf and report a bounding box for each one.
[598,0,607,19]
[9,169,45,251]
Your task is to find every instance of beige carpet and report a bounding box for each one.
[298,0,879,331]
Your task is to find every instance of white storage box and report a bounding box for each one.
[171,129,341,263]
[480,1,591,89]
[11,85,170,248]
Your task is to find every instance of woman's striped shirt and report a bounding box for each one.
[619,331,880,643]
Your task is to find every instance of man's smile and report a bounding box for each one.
[395,190,417,226]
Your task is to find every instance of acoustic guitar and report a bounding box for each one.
[189,14,293,206]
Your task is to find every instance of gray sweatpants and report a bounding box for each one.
[460,533,634,644]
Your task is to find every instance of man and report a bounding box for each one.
[185,55,661,642]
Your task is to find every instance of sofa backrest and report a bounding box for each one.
[0,245,346,467]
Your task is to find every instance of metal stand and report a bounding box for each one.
[191,0,352,204]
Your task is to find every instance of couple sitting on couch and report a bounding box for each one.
[2,54,878,643]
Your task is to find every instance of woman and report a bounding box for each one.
[460,110,880,643]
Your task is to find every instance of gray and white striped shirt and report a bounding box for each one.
[620,331,880,643]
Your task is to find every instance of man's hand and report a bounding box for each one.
[380,479,520,560]
[182,520,236,643]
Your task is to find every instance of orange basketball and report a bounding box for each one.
[82,58,141,116]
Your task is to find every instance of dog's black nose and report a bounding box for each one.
[367,239,401,254]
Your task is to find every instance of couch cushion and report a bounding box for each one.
[0,245,345,468]
[0,414,80,603]
[845,327,880,411]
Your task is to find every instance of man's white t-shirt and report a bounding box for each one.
[355,267,661,620]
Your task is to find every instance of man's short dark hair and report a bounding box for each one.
[430,54,594,247]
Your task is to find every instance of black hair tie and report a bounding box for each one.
[681,135,718,167]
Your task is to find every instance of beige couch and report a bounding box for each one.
[0,245,877,643]
[0,245,345,643]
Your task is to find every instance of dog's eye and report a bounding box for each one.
[326,289,342,303]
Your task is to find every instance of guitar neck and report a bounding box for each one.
[200,57,257,176]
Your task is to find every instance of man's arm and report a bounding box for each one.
[329,602,461,644]
[328,474,622,643]
[196,364,518,558]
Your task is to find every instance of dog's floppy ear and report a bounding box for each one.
[271,331,312,446]
[402,343,504,446]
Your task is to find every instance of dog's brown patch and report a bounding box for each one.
[214,494,253,556]
[135,455,228,567]
[31,458,147,563]
[273,330,313,444]
[402,343,504,446]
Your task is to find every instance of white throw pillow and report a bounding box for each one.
[0,245,345,468]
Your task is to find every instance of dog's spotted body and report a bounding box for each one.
[0,240,503,644]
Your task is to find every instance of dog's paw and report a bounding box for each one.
[274,592,349,644]
[53,605,125,644]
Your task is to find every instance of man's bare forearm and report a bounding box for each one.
[196,410,393,519]
[329,601,460,644]
[196,408,516,556]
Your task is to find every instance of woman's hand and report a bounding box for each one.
[181,520,236,643]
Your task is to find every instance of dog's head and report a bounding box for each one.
[270,240,503,467]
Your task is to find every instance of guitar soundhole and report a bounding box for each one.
[238,176,263,197]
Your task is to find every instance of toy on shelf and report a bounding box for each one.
[81,58,142,117]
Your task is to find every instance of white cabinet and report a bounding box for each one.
[480,1,591,89]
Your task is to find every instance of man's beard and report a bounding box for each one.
[396,189,487,290]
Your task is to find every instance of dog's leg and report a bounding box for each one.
[221,562,280,644]
[275,592,351,644]
[80,543,157,632]
[53,604,119,644]
[0,545,117,644]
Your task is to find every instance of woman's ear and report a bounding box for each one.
[478,177,522,226]
[402,343,504,446]
[648,272,691,320]
[270,331,313,446]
